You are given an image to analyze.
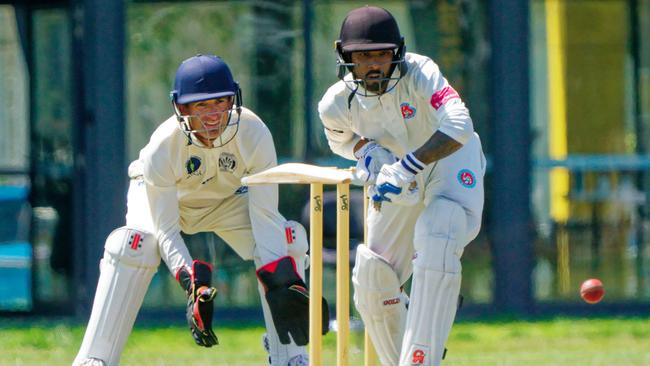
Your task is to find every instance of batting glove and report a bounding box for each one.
[177,260,219,347]
[257,256,329,346]
[372,152,425,206]
[352,141,398,185]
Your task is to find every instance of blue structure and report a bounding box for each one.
[0,186,32,310]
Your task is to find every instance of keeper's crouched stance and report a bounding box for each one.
[73,54,328,366]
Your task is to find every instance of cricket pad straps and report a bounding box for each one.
[257,256,330,346]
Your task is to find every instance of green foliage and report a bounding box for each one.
[1,317,649,365]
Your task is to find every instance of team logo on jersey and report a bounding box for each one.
[400,102,416,119]
[457,169,476,188]
[218,152,237,172]
[186,156,202,176]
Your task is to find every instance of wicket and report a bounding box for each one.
[241,163,378,366]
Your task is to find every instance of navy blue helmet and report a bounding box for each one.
[170,54,243,148]
[171,54,241,106]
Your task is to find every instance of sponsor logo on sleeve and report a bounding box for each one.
[430,86,460,110]
[457,169,476,188]
[400,102,417,119]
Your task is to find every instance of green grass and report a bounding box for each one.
[1,317,649,365]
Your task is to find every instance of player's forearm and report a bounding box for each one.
[352,137,371,155]
[158,230,193,277]
[413,130,462,165]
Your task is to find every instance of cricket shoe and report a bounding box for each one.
[262,333,309,366]
[77,358,106,366]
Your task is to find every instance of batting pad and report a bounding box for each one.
[352,244,407,366]
[73,227,160,366]
[399,199,467,366]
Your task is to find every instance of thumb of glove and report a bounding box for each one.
[197,286,217,302]
[351,169,370,186]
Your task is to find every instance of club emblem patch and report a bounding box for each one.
[457,169,476,188]
[186,156,202,176]
[400,102,416,119]
[219,152,237,172]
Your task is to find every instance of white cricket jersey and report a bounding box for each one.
[134,107,287,273]
[318,52,475,161]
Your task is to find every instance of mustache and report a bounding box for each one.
[365,70,384,79]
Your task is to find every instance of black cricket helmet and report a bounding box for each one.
[335,6,407,96]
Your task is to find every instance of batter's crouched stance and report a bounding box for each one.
[73,55,328,366]
[319,7,485,366]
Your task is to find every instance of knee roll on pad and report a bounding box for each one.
[104,227,161,268]
[73,227,160,366]
[352,244,407,366]
[413,198,468,274]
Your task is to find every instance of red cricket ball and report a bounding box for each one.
[580,278,605,304]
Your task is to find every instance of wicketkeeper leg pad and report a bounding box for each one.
[352,244,407,366]
[399,199,467,366]
[257,220,310,365]
[73,227,160,366]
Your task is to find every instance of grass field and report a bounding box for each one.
[1,317,650,365]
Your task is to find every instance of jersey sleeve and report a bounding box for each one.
[318,90,361,161]
[413,57,474,144]
[239,119,290,267]
[140,142,191,276]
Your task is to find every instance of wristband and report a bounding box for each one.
[399,152,426,176]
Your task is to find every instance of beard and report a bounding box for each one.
[361,70,388,94]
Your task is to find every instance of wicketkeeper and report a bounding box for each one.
[318,6,485,366]
[73,54,328,366]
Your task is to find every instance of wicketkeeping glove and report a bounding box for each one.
[372,152,425,206]
[257,256,329,346]
[177,260,219,347]
[352,141,398,185]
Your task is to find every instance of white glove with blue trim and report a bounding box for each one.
[371,152,425,206]
[352,141,398,186]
